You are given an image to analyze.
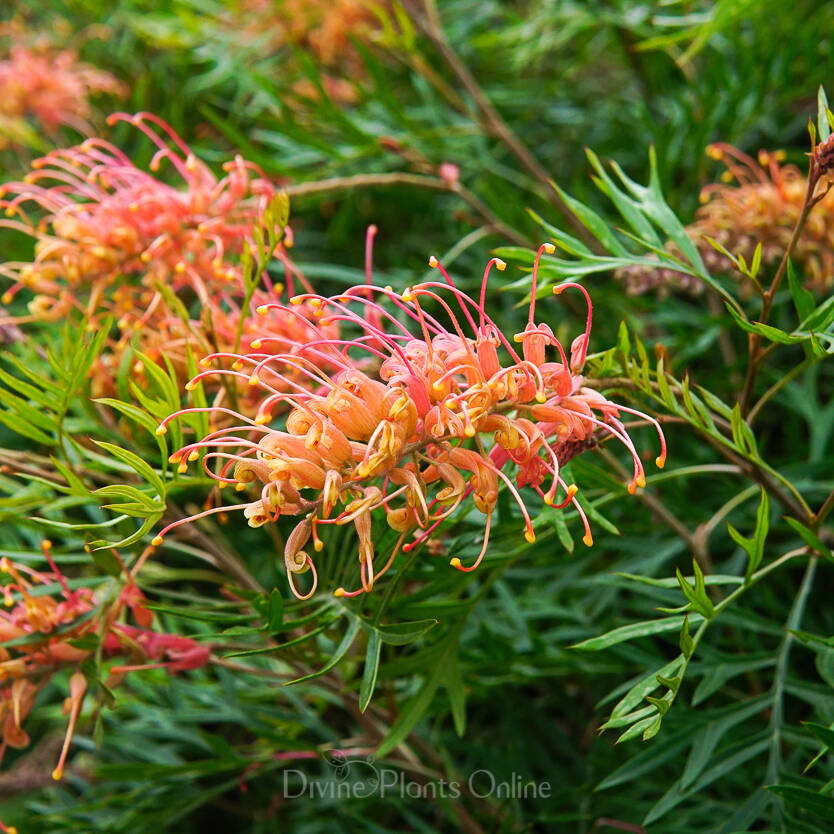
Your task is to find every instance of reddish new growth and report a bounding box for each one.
[0,541,209,782]
[154,245,666,599]
[0,29,125,146]
[618,143,834,295]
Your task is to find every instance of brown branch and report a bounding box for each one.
[405,0,598,249]
[285,172,531,247]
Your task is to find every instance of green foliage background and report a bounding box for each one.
[1,1,834,832]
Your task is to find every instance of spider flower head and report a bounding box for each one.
[0,542,209,780]
[617,143,834,295]
[238,0,380,102]
[0,111,280,322]
[155,245,666,600]
[0,27,126,144]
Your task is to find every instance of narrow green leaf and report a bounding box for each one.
[359,630,381,713]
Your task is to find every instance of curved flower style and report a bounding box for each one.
[0,111,278,323]
[0,542,209,782]
[153,246,666,600]
[0,36,125,144]
[617,143,834,295]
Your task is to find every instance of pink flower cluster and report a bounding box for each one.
[0,542,209,782]
[154,246,666,599]
[0,35,125,141]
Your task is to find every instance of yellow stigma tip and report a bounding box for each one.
[218,481,228,489]
[155,425,168,435]
[656,456,666,469]
[199,357,212,368]
[250,339,263,349]
[289,296,303,306]
[495,259,506,271]
[232,360,244,371]
[428,256,439,268]
[248,374,260,386]
[450,558,462,568]
[402,288,414,302]
[637,474,646,489]
[235,482,246,492]
[1,293,11,305]
[314,541,324,552]
[151,536,163,547]
[52,768,63,781]
[42,539,52,549]
[543,243,556,254]
[333,587,346,597]
[184,381,197,391]
[567,484,578,498]
[524,530,535,543]
[535,391,546,403]
[552,286,564,295]
[256,305,268,315]
[582,534,594,547]
[178,463,188,474]
[188,451,199,462]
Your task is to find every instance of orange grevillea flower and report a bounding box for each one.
[0,111,279,322]
[618,143,834,295]
[153,244,666,600]
[0,541,209,781]
[238,0,380,102]
[0,31,125,144]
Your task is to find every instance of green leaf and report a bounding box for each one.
[818,85,831,143]
[608,656,685,722]
[680,616,694,657]
[676,561,715,619]
[89,548,123,578]
[441,656,466,738]
[264,589,284,631]
[93,441,166,497]
[784,516,832,558]
[571,616,690,651]
[787,260,815,321]
[284,618,360,686]
[767,784,834,819]
[373,618,438,646]
[358,629,381,713]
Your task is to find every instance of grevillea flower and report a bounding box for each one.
[0,111,278,322]
[153,244,666,599]
[237,0,380,102]
[617,143,834,295]
[0,111,341,410]
[0,541,209,781]
[0,32,125,145]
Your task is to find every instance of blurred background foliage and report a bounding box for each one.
[1,1,834,833]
